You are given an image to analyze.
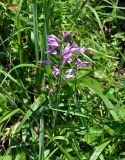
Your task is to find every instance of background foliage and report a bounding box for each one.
[0,0,125,159]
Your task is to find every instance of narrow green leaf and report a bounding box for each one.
[16,94,46,132]
[0,109,21,124]
[90,139,111,160]
[0,64,36,86]
[71,139,82,160]
[0,70,21,87]
[118,152,125,160]
[46,132,73,160]
[15,152,26,160]
[39,108,44,160]
[88,6,106,41]
[0,156,12,160]
[32,0,39,62]
[79,77,119,121]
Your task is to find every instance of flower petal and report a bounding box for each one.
[62,44,71,55]
[48,41,59,48]
[52,66,60,77]
[48,35,57,40]
[79,46,87,54]
[62,56,72,64]
[47,48,57,55]
[70,42,78,48]
[39,60,52,65]
[62,31,72,42]
[65,69,74,78]
[82,61,92,66]
[76,59,92,69]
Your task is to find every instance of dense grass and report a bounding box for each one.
[0,0,125,159]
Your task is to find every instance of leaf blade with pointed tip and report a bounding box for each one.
[16,94,46,133]
[90,139,111,160]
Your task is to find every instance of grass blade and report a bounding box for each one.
[46,132,73,160]
[79,77,119,121]
[16,0,24,63]
[39,108,44,160]
[32,0,39,62]
[0,69,21,87]
[87,6,106,41]
[90,139,111,160]
[0,109,21,124]
[16,94,46,133]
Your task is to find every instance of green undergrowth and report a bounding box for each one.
[0,0,125,159]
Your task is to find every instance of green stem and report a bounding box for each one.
[74,0,89,21]
[80,0,89,10]
[53,59,62,128]
[39,108,44,160]
[74,67,78,107]
[17,12,23,64]
[16,0,24,63]
[32,0,39,62]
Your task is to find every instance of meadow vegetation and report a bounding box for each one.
[0,0,125,159]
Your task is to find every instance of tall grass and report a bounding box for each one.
[0,0,125,159]
[32,0,39,62]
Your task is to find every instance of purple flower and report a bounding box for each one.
[47,48,57,55]
[70,42,78,48]
[48,35,57,40]
[69,48,78,53]
[62,44,78,64]
[79,46,87,54]
[39,60,52,66]
[62,44,71,55]
[62,45,72,63]
[76,59,83,69]
[48,35,59,48]
[82,61,92,66]
[62,31,72,42]
[76,59,92,69]
[65,69,74,79]
[62,44,77,55]
[62,56,72,64]
[52,66,60,77]
[48,41,59,48]
[48,37,56,42]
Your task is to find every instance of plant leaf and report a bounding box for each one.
[90,139,111,160]
[79,77,119,121]
[16,94,46,132]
